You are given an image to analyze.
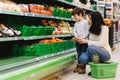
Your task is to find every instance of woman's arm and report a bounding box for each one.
[88,26,109,47]
[77,26,109,48]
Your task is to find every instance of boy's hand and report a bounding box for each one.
[77,38,88,44]
[72,37,77,42]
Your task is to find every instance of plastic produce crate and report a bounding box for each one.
[33,26,44,36]
[21,45,35,56]
[22,25,34,36]
[44,43,51,55]
[48,42,55,53]
[12,44,22,56]
[45,26,54,35]
[34,43,45,56]
[89,62,118,78]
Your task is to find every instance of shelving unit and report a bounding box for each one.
[96,0,114,19]
[96,1,105,17]
[105,0,113,19]
[0,0,95,80]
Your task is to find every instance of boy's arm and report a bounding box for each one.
[82,20,89,39]
[73,23,78,38]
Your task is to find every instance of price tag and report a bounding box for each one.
[14,37,18,40]
[51,16,54,18]
[20,12,24,15]
[56,17,59,19]
[52,54,54,56]
[25,13,27,16]
[36,58,40,60]
[32,13,35,16]
[30,37,33,39]
[44,56,47,58]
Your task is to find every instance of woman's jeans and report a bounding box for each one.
[78,45,111,64]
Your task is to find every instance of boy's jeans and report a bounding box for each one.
[78,45,111,64]
[76,42,88,63]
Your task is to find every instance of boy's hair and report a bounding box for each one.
[72,7,84,16]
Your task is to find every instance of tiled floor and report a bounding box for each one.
[62,45,120,80]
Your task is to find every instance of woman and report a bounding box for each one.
[76,11,111,74]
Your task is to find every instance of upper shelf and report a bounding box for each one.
[57,0,95,13]
[0,34,73,42]
[0,0,95,19]
[0,10,75,21]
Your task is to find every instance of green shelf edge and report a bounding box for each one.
[0,53,76,80]
[0,34,73,42]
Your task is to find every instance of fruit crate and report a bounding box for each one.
[22,25,34,36]
[44,43,51,55]
[44,26,54,35]
[52,42,59,53]
[49,42,55,53]
[57,42,63,52]
[33,26,44,36]
[89,62,118,78]
[34,43,46,56]
[21,45,35,56]
[12,44,23,56]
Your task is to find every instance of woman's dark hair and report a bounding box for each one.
[79,0,87,4]
[72,7,84,16]
[89,11,105,35]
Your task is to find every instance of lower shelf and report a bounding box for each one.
[0,52,77,80]
[0,48,76,71]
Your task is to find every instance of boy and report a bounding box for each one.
[72,7,89,73]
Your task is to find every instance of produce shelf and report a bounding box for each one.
[57,0,95,13]
[0,51,77,80]
[0,48,76,71]
[0,10,75,21]
[0,34,73,42]
[23,34,73,40]
[0,37,23,42]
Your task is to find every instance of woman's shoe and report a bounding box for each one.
[88,72,91,76]
[78,64,86,74]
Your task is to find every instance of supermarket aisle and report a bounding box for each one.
[61,45,120,80]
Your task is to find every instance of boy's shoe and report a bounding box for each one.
[73,64,81,72]
[78,64,86,74]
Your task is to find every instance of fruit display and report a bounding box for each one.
[104,18,112,28]
[0,0,21,12]
[41,19,73,35]
[0,23,21,37]
[0,0,73,18]
[72,0,91,8]
[14,25,54,36]
[13,38,75,56]
[39,38,63,43]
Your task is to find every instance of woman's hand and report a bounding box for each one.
[77,38,88,44]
